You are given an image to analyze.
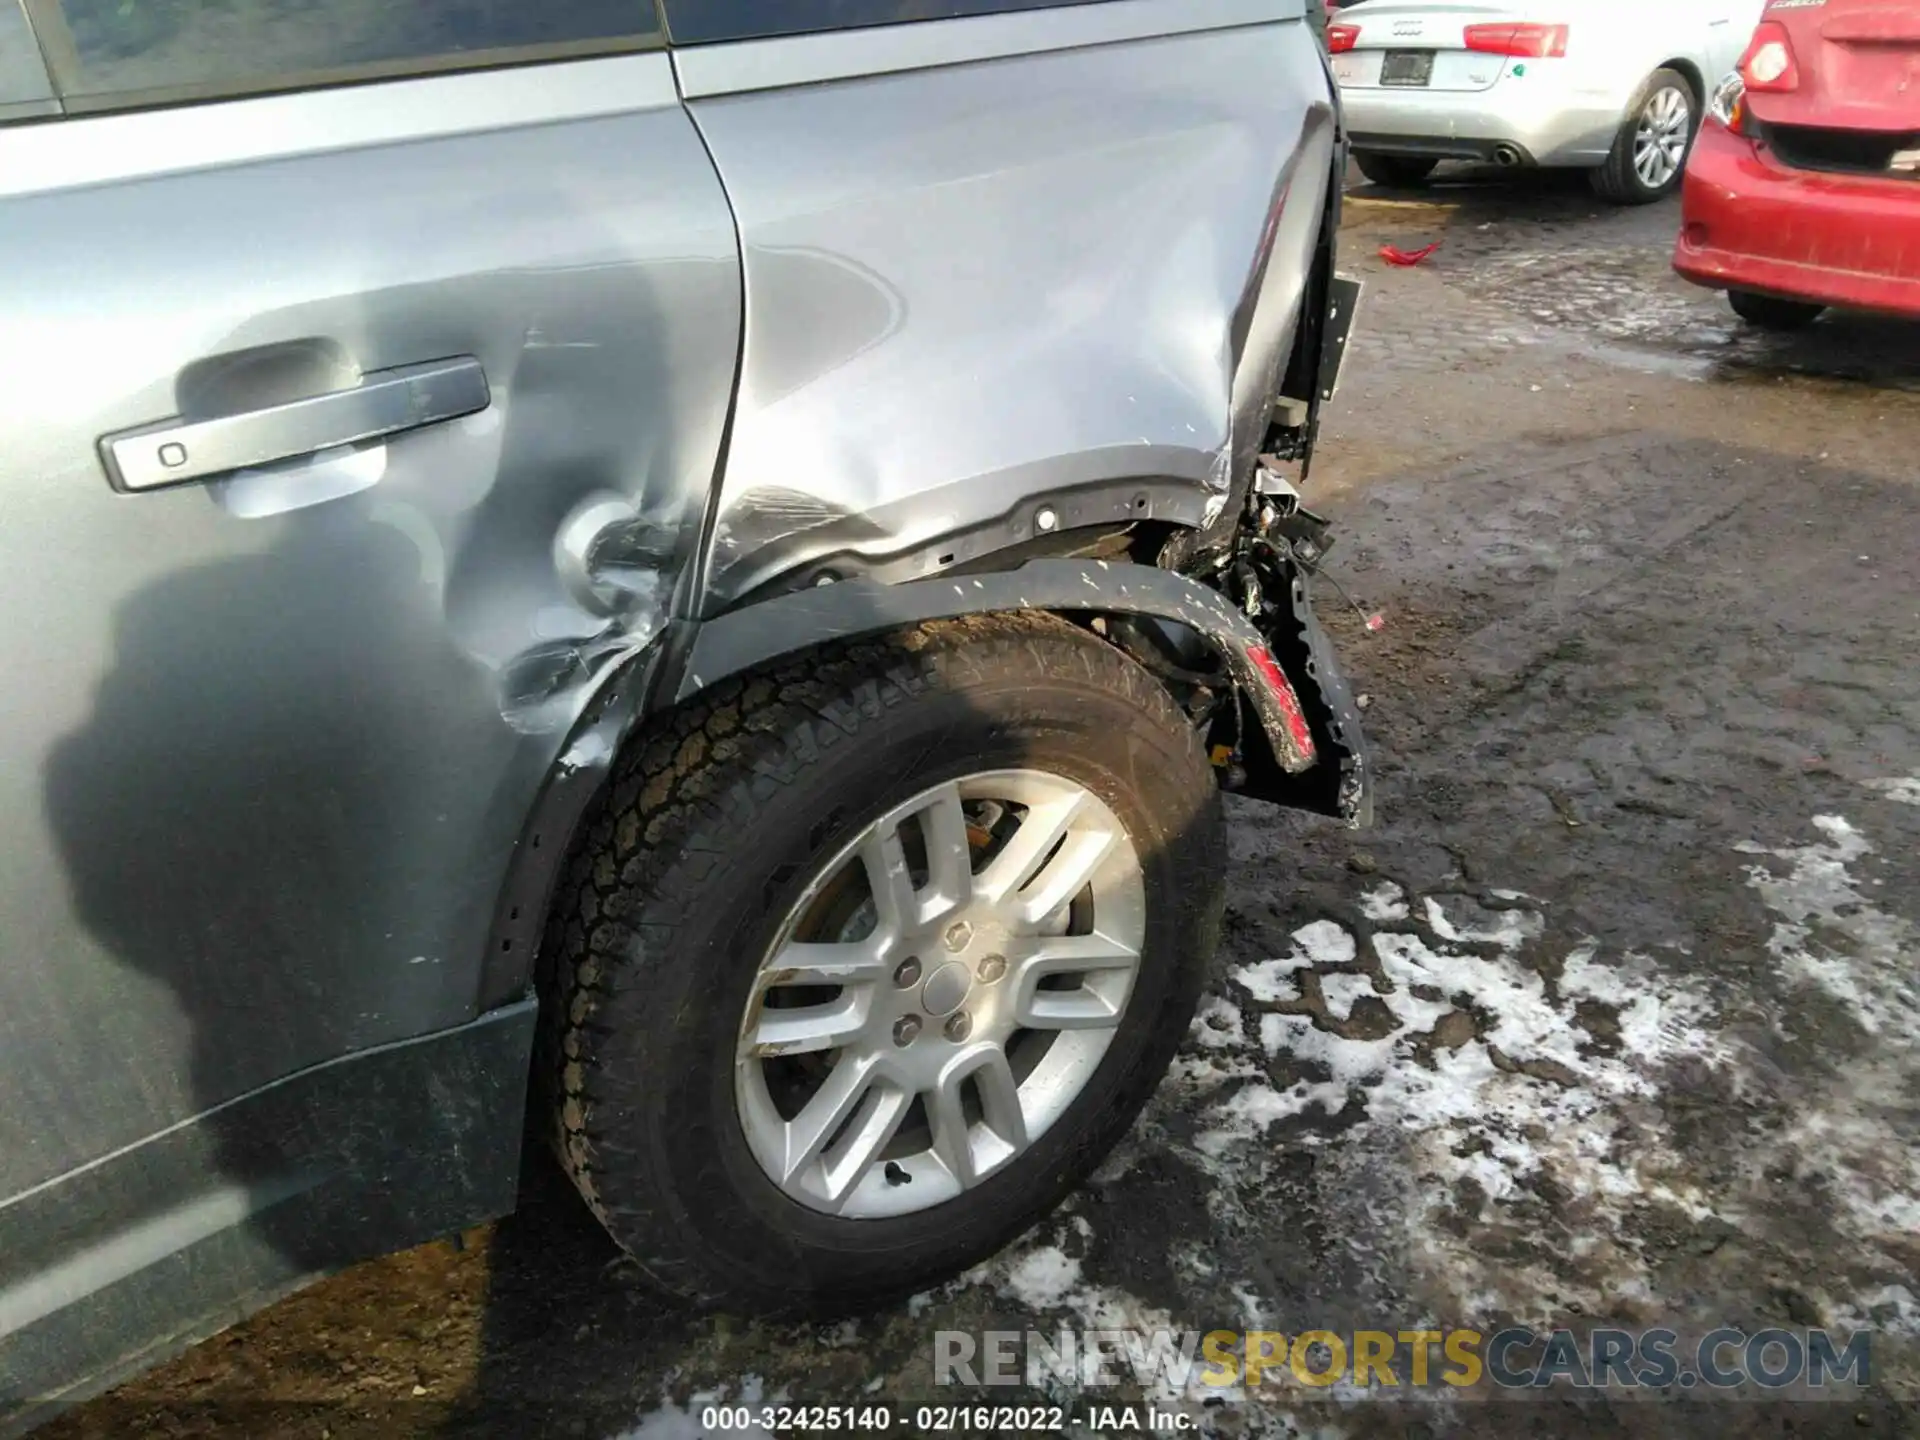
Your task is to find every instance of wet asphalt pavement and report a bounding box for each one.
[49,168,1920,1440]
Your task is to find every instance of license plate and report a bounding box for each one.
[1380,50,1434,86]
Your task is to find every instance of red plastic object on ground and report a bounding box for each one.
[1674,0,1920,320]
[1379,241,1441,266]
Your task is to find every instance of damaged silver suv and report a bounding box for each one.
[0,0,1364,1423]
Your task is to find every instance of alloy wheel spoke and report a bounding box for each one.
[915,782,976,920]
[744,988,868,1058]
[1010,825,1119,928]
[975,788,1087,906]
[1011,932,1139,1029]
[817,1080,913,1208]
[928,1050,1030,1187]
[765,939,891,987]
[784,1055,909,1200]
[928,1064,978,1187]
[858,821,921,942]
[971,1049,1030,1155]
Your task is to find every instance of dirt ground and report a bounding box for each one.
[49,170,1920,1439]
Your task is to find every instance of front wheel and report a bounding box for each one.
[1728,289,1826,330]
[1355,152,1440,188]
[1591,69,1697,204]
[538,613,1225,1312]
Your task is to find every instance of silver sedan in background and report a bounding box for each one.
[1329,0,1765,202]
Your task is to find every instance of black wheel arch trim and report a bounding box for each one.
[480,558,1371,1009]
[672,557,1371,826]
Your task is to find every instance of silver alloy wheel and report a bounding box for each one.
[1633,85,1692,190]
[734,770,1147,1219]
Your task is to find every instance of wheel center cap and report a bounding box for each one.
[920,961,973,1017]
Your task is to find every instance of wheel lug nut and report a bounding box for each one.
[976,954,1007,984]
[893,1015,922,1047]
[944,1011,972,1043]
[893,957,922,988]
[944,921,973,952]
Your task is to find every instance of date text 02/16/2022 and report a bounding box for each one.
[696,1404,1186,1433]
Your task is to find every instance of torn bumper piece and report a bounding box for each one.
[1235,555,1371,827]
[671,557,1372,828]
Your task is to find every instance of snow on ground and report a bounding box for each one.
[978,796,1917,1353]
[613,1376,774,1439]
[1196,881,1727,1318]
[1736,810,1920,1260]
[1864,776,1920,806]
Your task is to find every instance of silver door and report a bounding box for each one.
[0,3,739,1388]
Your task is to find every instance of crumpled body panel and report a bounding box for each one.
[689,20,1338,609]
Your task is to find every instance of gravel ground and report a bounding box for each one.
[47,168,1920,1440]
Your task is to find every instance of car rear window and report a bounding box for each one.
[36,0,663,108]
[661,0,1114,46]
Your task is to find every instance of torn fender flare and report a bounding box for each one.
[662,558,1372,827]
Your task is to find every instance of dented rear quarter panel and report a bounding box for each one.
[684,1,1337,607]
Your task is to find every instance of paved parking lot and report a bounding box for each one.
[51,171,1920,1440]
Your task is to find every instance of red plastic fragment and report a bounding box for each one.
[1379,241,1441,267]
[1245,644,1318,765]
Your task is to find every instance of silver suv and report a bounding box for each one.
[0,0,1363,1423]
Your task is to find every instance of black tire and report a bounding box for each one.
[1590,67,1698,204]
[538,612,1225,1313]
[1728,289,1825,330]
[1355,152,1440,189]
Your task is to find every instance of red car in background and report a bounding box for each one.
[1674,0,1920,329]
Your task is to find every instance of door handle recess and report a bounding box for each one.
[100,356,490,493]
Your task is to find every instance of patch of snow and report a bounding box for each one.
[1165,1050,1262,1089]
[1196,1080,1345,1155]
[1863,776,1920,806]
[1359,882,1410,922]
[1739,816,1920,1266]
[614,1377,772,1439]
[1190,995,1245,1049]
[1234,921,1357,1004]
[1231,1283,1267,1326]
[1421,896,1544,951]
[1739,815,1917,1038]
[1001,1245,1085,1311]
[1234,958,1303,1005]
[1294,919,1358,965]
[1193,891,1726,1316]
[1833,1284,1920,1338]
[1318,971,1376,1022]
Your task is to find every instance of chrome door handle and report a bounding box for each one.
[100,356,490,493]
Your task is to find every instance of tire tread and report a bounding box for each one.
[536,612,1217,1307]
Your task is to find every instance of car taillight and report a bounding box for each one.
[1708,70,1748,135]
[1327,23,1360,53]
[1739,20,1800,91]
[1462,22,1568,57]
